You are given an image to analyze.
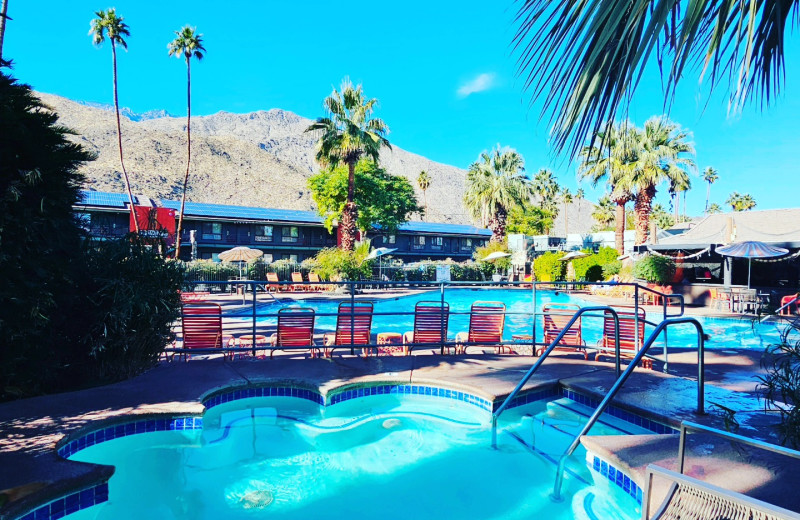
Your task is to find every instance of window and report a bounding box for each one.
[202,222,222,240]
[200,252,220,262]
[262,253,274,263]
[431,236,443,249]
[282,226,299,243]
[254,225,273,242]
[412,236,426,250]
[461,238,473,250]
[386,234,396,244]
[281,254,299,263]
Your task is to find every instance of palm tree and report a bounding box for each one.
[532,168,560,214]
[703,167,719,214]
[669,170,691,224]
[708,203,723,214]
[168,26,206,259]
[306,79,390,251]
[575,187,584,217]
[90,8,138,232]
[463,146,532,242]
[726,192,757,212]
[592,195,615,230]
[630,117,696,244]
[578,121,637,254]
[417,170,431,221]
[561,187,572,236]
[651,203,674,230]
[512,1,798,154]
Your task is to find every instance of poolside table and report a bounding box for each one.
[511,334,535,356]
[233,334,269,359]
[377,332,404,356]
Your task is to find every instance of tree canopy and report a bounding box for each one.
[309,160,420,234]
[506,203,554,236]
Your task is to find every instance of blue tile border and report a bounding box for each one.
[495,386,559,412]
[326,384,494,411]
[589,453,643,504]
[15,483,108,520]
[560,388,678,435]
[202,386,324,409]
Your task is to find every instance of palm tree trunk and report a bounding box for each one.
[489,207,507,243]
[174,58,192,259]
[0,0,9,64]
[614,200,625,255]
[705,182,711,214]
[111,41,139,233]
[340,160,358,251]
[423,190,427,221]
[564,201,569,236]
[634,185,656,245]
[673,193,679,224]
[682,191,687,220]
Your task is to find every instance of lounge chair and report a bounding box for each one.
[290,272,307,292]
[322,302,374,357]
[179,291,210,303]
[269,307,317,358]
[180,302,227,361]
[266,272,280,292]
[594,307,651,369]
[453,301,506,354]
[539,303,587,359]
[308,272,327,291]
[402,301,450,355]
[780,293,799,316]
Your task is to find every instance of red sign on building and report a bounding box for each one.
[130,206,177,246]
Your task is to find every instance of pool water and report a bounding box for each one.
[231,288,789,350]
[66,394,645,520]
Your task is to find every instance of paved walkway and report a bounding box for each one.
[0,348,797,518]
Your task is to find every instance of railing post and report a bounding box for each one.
[697,326,705,415]
[440,281,446,355]
[678,423,688,474]
[350,280,356,356]
[251,281,257,357]
[531,281,537,357]
[663,297,669,373]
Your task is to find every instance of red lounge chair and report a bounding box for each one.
[403,301,449,355]
[269,308,316,358]
[322,302,374,357]
[539,303,587,359]
[179,291,210,303]
[780,293,800,316]
[594,307,651,369]
[453,301,506,354]
[266,272,280,292]
[290,272,307,292]
[180,302,226,361]
[308,272,326,291]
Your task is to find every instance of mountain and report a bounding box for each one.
[36,92,595,232]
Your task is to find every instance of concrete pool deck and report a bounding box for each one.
[1,349,797,519]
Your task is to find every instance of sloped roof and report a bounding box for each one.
[651,208,800,249]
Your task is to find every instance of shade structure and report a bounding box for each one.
[218,246,264,263]
[716,241,788,288]
[559,251,589,261]
[482,251,511,262]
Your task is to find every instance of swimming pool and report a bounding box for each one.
[61,388,651,520]
[231,288,789,350]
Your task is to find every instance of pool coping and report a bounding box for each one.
[0,353,783,519]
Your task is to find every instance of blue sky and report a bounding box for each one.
[5,0,799,215]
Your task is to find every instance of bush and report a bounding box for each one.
[308,243,372,281]
[72,236,184,381]
[572,246,620,282]
[758,321,800,448]
[534,252,565,281]
[602,261,623,279]
[474,240,511,273]
[633,254,676,283]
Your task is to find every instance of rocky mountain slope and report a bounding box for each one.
[37,92,595,233]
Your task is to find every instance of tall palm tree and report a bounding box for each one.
[703,167,719,214]
[630,117,696,244]
[575,187,584,217]
[168,26,206,259]
[708,203,723,214]
[561,187,572,236]
[417,170,431,221]
[306,79,390,251]
[90,8,138,232]
[669,170,691,224]
[532,168,560,213]
[592,195,615,230]
[512,1,798,154]
[463,146,532,242]
[726,192,757,212]
[578,121,637,254]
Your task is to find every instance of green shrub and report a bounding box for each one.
[758,321,800,448]
[534,252,565,281]
[633,254,675,283]
[474,240,511,272]
[309,243,372,281]
[602,261,623,279]
[572,246,621,282]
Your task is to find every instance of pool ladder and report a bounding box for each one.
[490,311,707,502]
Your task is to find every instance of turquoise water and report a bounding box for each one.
[231,288,788,350]
[67,394,644,520]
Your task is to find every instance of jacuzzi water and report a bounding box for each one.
[229,288,789,350]
[65,393,648,520]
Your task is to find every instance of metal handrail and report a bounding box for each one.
[490,306,621,447]
[760,294,800,323]
[677,420,800,474]
[551,316,706,501]
[642,465,800,520]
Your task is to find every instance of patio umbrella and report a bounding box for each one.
[219,246,264,278]
[716,241,788,288]
[365,247,397,280]
[482,251,511,262]
[559,251,589,282]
